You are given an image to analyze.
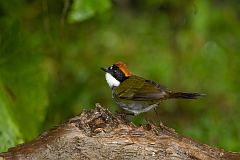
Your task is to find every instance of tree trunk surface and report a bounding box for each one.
[0,103,239,160]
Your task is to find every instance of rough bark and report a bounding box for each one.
[0,103,239,160]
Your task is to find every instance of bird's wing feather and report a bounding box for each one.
[115,76,169,101]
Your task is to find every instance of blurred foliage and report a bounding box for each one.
[0,0,240,152]
[0,23,48,151]
[68,0,111,23]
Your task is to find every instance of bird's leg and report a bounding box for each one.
[115,110,134,121]
[154,106,164,126]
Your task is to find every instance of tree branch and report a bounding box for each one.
[0,103,239,160]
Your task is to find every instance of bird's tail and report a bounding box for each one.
[169,92,206,99]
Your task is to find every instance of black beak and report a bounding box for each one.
[101,67,109,72]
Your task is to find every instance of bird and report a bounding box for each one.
[101,61,205,115]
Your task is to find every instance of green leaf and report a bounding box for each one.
[0,23,48,146]
[68,0,112,23]
[0,82,24,152]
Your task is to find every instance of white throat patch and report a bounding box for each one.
[105,73,120,88]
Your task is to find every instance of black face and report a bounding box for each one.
[101,64,128,82]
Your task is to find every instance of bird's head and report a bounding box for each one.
[101,61,132,88]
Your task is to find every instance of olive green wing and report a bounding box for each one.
[115,76,169,101]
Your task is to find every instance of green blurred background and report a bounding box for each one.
[0,0,240,152]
